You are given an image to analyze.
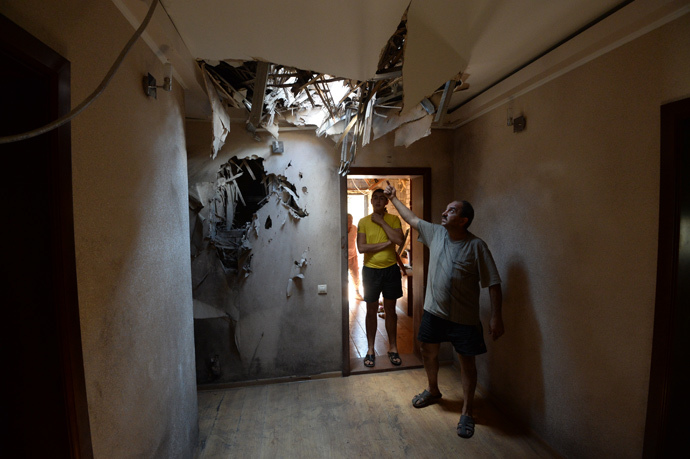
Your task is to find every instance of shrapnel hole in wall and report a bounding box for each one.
[210,156,268,276]
[207,156,308,277]
[190,155,310,383]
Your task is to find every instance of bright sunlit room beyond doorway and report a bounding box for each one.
[346,175,422,373]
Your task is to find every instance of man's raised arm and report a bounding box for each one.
[384,181,420,230]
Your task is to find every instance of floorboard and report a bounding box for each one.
[195,366,560,458]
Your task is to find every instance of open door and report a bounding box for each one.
[0,14,92,458]
[644,97,690,457]
[342,167,431,375]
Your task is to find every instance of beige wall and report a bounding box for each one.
[454,13,690,458]
[0,0,198,457]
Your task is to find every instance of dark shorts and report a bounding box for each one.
[417,311,487,356]
[362,264,403,303]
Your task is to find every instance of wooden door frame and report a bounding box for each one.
[341,167,431,376]
[1,14,93,457]
[643,97,690,457]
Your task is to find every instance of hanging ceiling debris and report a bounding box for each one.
[199,10,470,173]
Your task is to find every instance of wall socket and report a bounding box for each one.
[317,284,327,294]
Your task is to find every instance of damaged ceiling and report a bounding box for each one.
[162,0,626,114]
[150,0,637,167]
[197,21,452,173]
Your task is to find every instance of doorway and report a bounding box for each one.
[643,97,690,457]
[343,167,431,375]
[0,14,92,457]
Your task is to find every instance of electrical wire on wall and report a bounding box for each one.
[0,0,159,144]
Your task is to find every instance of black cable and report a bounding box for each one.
[0,0,159,144]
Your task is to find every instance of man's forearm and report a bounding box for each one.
[488,284,504,340]
[379,223,404,246]
[389,197,419,229]
[489,284,502,317]
[358,241,393,253]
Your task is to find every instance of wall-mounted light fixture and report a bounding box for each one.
[143,62,173,99]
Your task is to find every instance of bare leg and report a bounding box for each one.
[365,301,378,356]
[420,342,442,396]
[457,354,477,416]
[348,257,361,295]
[382,298,398,353]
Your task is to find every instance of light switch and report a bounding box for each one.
[317,284,327,294]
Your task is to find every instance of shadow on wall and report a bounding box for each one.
[486,258,545,424]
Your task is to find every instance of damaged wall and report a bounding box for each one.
[453,13,690,458]
[187,124,342,382]
[186,121,455,384]
[0,0,199,457]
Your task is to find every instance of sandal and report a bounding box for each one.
[411,389,442,408]
[387,351,402,366]
[457,414,475,438]
[364,354,375,367]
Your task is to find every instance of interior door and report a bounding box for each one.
[644,97,690,457]
[344,167,431,365]
[0,14,92,458]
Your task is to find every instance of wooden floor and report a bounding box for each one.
[349,279,423,373]
[195,365,559,458]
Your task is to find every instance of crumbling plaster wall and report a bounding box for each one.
[453,13,690,458]
[0,0,199,457]
[186,121,455,383]
[188,123,344,381]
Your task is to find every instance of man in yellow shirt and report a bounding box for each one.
[357,189,404,367]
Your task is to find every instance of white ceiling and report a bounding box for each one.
[160,0,627,113]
